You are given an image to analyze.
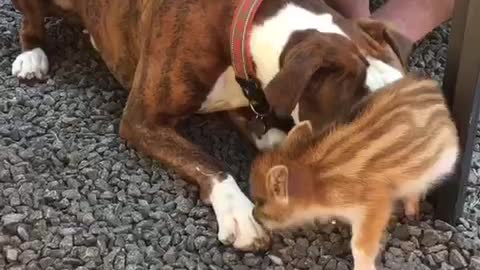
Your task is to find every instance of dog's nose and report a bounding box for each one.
[237,229,272,253]
[257,229,273,251]
[255,232,273,253]
[244,207,272,252]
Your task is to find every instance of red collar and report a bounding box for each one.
[230,0,264,82]
[230,0,271,121]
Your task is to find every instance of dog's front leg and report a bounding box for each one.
[11,0,49,80]
[119,60,271,252]
[120,114,271,251]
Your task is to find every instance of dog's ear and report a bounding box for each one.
[264,30,368,118]
[262,31,325,118]
[357,19,413,68]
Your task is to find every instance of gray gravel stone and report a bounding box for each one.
[450,249,468,268]
[433,250,450,264]
[175,196,194,214]
[392,224,410,241]
[6,247,20,262]
[162,247,177,265]
[400,241,416,252]
[441,262,456,270]
[194,236,207,249]
[82,213,95,225]
[58,227,79,236]
[408,226,423,238]
[79,247,100,262]
[435,220,458,232]
[8,265,25,270]
[17,225,30,241]
[59,235,73,251]
[2,213,26,225]
[324,259,337,270]
[62,189,81,200]
[39,257,54,269]
[425,244,447,254]
[470,256,480,270]
[127,183,141,197]
[44,190,60,203]
[421,229,441,247]
[126,248,143,265]
[337,261,350,270]
[18,250,38,264]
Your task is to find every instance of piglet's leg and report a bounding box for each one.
[403,194,421,220]
[350,202,392,270]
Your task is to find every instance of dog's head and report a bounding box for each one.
[263,30,370,130]
[263,19,412,131]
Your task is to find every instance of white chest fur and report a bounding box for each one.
[197,67,248,114]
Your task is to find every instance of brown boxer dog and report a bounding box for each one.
[11,0,412,251]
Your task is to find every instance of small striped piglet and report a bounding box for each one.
[249,76,459,270]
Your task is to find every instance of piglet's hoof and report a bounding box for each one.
[403,196,421,221]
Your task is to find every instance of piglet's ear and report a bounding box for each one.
[267,165,289,202]
[281,120,314,151]
[287,120,313,140]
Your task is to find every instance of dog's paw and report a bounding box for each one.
[210,175,271,251]
[12,48,49,80]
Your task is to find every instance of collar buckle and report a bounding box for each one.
[235,77,271,117]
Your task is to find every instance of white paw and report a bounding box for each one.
[12,48,49,80]
[254,128,287,151]
[209,175,271,251]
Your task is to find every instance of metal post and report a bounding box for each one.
[434,0,480,223]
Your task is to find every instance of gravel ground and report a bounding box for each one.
[1,1,480,270]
